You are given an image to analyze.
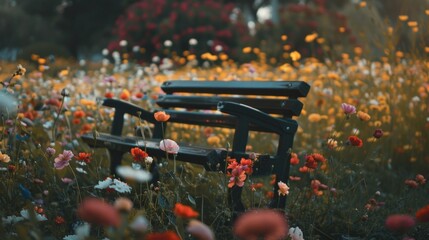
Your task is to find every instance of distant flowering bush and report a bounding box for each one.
[109,0,244,61]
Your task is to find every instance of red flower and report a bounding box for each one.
[73,110,86,119]
[405,179,418,188]
[105,92,114,98]
[77,198,120,227]
[348,136,363,147]
[290,153,300,165]
[373,129,383,139]
[173,203,199,218]
[146,231,181,240]
[76,152,91,164]
[130,147,148,162]
[385,214,415,233]
[416,205,429,222]
[55,216,65,225]
[234,209,288,240]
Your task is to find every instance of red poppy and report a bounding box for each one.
[76,152,91,164]
[173,203,199,218]
[385,214,415,233]
[146,231,181,240]
[416,205,429,222]
[77,198,120,227]
[130,147,148,162]
[348,136,363,147]
[405,179,418,188]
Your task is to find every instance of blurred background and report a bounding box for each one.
[0,0,428,63]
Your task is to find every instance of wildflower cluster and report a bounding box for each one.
[226,158,253,188]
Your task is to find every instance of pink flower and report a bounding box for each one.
[54,150,74,169]
[159,139,180,154]
[186,220,215,240]
[385,214,415,234]
[234,209,288,240]
[341,103,356,115]
[278,181,290,196]
[61,178,74,184]
[77,197,120,227]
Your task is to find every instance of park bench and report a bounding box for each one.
[81,80,310,211]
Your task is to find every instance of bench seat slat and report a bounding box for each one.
[157,95,303,116]
[81,133,273,175]
[161,80,310,98]
[165,110,296,133]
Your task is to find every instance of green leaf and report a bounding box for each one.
[187,194,196,206]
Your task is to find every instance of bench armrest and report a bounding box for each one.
[217,101,298,135]
[103,98,158,136]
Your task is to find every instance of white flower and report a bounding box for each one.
[75,167,87,174]
[63,235,79,240]
[101,49,109,56]
[189,38,198,46]
[289,226,304,240]
[117,166,152,183]
[119,40,128,47]
[129,216,149,232]
[164,40,173,47]
[132,45,140,52]
[145,156,153,165]
[94,177,113,189]
[214,45,223,52]
[20,209,47,221]
[2,215,24,225]
[75,222,90,239]
[111,179,132,193]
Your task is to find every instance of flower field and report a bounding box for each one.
[1,4,429,239]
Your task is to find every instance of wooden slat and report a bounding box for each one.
[157,95,303,116]
[161,80,310,98]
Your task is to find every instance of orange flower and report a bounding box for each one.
[146,231,181,240]
[173,203,199,218]
[120,89,130,100]
[154,111,170,122]
[416,205,429,222]
[76,152,91,164]
[73,110,86,119]
[290,153,300,165]
[357,111,371,121]
[130,147,148,162]
[105,92,114,98]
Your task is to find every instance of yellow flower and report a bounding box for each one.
[207,135,221,146]
[398,15,409,21]
[407,21,418,27]
[0,151,11,163]
[308,113,322,122]
[357,111,371,121]
[242,47,252,54]
[290,51,301,61]
[305,33,318,43]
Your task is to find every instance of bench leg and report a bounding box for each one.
[229,186,245,219]
[109,149,125,175]
[269,134,294,209]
